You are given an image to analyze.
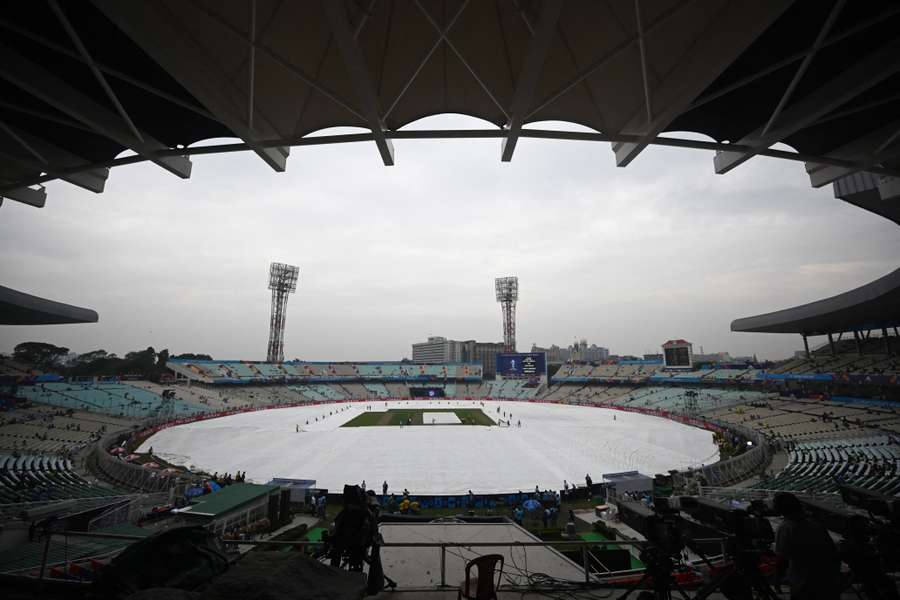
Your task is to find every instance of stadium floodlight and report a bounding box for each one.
[495,276,518,353]
[267,262,299,363]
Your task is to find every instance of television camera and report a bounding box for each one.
[616,496,779,600]
[319,485,396,594]
[615,498,697,600]
[796,485,900,600]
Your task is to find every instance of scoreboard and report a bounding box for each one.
[496,352,547,378]
[664,346,692,368]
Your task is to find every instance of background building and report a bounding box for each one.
[463,341,505,379]
[531,340,609,364]
[412,337,464,363]
[411,337,504,378]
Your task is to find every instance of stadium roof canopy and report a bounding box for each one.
[730,267,900,336]
[1,0,899,208]
[0,285,99,325]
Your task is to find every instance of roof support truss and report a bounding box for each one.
[806,121,900,187]
[322,0,394,166]
[1,186,46,208]
[501,0,562,162]
[0,122,108,195]
[759,0,845,137]
[383,0,470,121]
[415,0,509,121]
[96,0,289,172]
[526,0,697,121]
[612,0,791,167]
[0,42,191,179]
[714,40,900,174]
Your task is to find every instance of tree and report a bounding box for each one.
[156,349,169,369]
[14,342,69,368]
[123,347,156,373]
[172,352,213,360]
[76,349,108,363]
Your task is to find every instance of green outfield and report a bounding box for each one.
[341,408,495,427]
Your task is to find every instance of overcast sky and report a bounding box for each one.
[2,115,897,362]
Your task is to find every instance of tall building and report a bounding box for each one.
[462,341,505,379]
[411,337,465,363]
[410,337,504,378]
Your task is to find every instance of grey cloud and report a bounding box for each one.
[1,115,897,362]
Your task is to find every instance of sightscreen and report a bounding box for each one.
[496,352,547,378]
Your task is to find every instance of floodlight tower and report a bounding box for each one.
[266,262,299,363]
[495,276,519,353]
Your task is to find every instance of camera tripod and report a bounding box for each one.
[616,546,694,600]
[690,543,780,600]
[363,533,398,594]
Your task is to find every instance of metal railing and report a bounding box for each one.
[21,529,728,589]
[673,418,773,489]
[88,431,188,495]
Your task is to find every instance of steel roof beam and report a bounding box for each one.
[0,42,191,179]
[501,0,562,162]
[383,0,470,121]
[97,0,289,173]
[715,40,900,175]
[806,121,900,188]
[1,186,46,208]
[687,5,900,113]
[759,0,845,137]
[0,123,108,194]
[322,0,394,166]
[612,0,791,168]
[0,17,219,124]
[415,0,509,121]
[50,1,144,144]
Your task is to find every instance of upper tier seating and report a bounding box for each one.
[17,383,209,419]
[167,360,482,383]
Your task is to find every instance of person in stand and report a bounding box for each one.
[513,506,524,526]
[773,492,840,600]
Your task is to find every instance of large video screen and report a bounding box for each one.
[496,352,547,378]
[664,347,691,367]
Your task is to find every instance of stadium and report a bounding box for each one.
[2,1,900,599]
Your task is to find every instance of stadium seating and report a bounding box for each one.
[166,360,482,384]
[0,406,132,455]
[0,452,123,504]
[760,435,900,495]
[16,383,209,419]
[363,383,390,398]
